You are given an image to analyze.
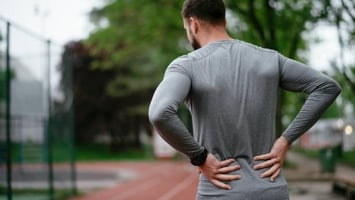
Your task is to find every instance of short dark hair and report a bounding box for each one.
[182,0,226,25]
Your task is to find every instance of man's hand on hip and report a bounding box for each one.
[253,136,289,181]
[198,154,240,190]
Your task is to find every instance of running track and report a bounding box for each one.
[71,161,198,200]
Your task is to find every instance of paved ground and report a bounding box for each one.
[289,182,345,200]
[70,161,198,200]
[68,151,354,200]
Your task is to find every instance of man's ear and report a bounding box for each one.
[189,17,199,34]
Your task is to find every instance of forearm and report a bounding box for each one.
[282,78,341,143]
[148,73,204,158]
[149,106,203,158]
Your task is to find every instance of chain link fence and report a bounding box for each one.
[0,16,76,200]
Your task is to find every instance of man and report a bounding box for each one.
[148,0,341,199]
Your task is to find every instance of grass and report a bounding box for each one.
[9,142,156,163]
[9,141,355,166]
[338,150,355,167]
[74,143,155,162]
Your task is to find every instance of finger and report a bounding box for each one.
[217,165,240,174]
[219,158,236,167]
[254,159,276,170]
[270,168,281,181]
[260,163,281,178]
[215,174,241,182]
[254,153,272,161]
[210,179,232,190]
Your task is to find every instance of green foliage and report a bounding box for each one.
[75,143,154,161]
[294,148,355,168]
[325,0,355,117]
[341,150,355,167]
[321,102,343,118]
[225,0,329,59]
[87,0,186,100]
[331,63,355,114]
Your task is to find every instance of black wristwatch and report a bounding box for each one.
[190,148,208,166]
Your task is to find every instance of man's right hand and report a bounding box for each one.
[198,154,241,190]
[253,136,289,181]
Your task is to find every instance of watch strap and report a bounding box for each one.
[190,148,208,166]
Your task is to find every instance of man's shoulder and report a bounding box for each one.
[170,54,194,66]
[165,55,193,76]
[238,40,278,54]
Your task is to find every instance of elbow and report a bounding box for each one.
[148,108,162,126]
[148,98,178,127]
[148,104,167,127]
[319,77,342,96]
[330,80,342,96]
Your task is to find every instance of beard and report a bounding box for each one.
[191,36,201,50]
[191,37,201,50]
[188,27,201,50]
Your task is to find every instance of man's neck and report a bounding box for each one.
[199,30,232,47]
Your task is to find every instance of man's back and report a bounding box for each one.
[150,39,340,199]
[183,40,279,160]
[167,40,288,199]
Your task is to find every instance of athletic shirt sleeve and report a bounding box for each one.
[148,60,204,158]
[278,54,342,143]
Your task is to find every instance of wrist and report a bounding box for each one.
[190,148,208,166]
[280,136,291,147]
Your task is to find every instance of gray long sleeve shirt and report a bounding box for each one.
[149,40,341,199]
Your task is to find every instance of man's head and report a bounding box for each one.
[182,0,226,25]
[182,0,227,49]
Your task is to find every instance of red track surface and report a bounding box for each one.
[71,161,198,200]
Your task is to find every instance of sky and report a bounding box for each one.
[0,0,100,45]
[0,0,102,99]
[0,0,350,77]
[308,25,340,71]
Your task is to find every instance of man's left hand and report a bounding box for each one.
[253,136,290,181]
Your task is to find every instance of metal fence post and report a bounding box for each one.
[5,21,12,200]
[46,39,54,200]
[1,16,77,199]
[67,49,77,195]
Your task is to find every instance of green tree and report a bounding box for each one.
[57,41,148,150]
[87,0,186,99]
[59,0,188,149]
[327,0,355,117]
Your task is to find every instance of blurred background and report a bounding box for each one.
[0,0,354,199]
